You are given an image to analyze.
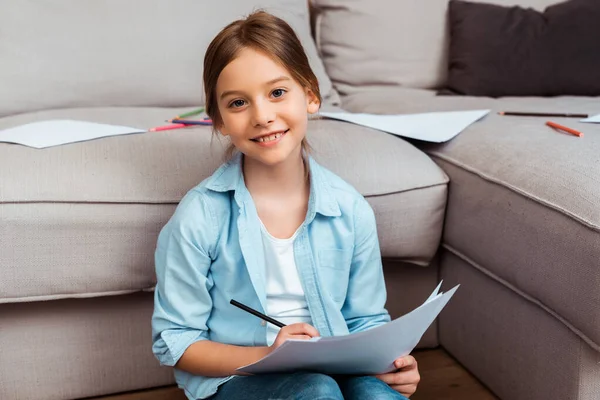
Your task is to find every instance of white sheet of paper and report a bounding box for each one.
[581,114,600,123]
[0,120,146,148]
[424,281,444,304]
[319,110,490,143]
[237,283,459,375]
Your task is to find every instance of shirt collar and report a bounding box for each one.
[205,152,341,218]
[205,152,244,193]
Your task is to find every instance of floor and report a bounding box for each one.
[93,348,499,400]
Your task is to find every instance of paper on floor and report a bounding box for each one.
[319,110,490,143]
[0,120,145,148]
[237,283,459,375]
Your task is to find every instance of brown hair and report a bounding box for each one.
[203,10,321,159]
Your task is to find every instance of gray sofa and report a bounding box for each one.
[0,1,598,400]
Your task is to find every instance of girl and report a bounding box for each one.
[152,11,420,400]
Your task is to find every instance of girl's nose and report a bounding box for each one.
[252,100,276,127]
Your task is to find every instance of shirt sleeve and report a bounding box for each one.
[342,198,391,333]
[151,191,217,366]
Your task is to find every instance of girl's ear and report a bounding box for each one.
[306,89,320,114]
[216,122,227,136]
[213,115,229,137]
[216,127,229,137]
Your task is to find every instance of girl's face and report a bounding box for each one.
[215,48,320,168]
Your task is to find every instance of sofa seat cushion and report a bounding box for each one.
[0,107,447,303]
[340,89,600,353]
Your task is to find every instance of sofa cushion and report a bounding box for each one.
[446,0,600,97]
[311,0,562,94]
[0,108,447,303]
[339,87,600,353]
[0,0,339,118]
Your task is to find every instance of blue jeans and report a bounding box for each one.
[208,372,409,400]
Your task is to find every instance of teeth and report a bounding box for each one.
[256,133,282,143]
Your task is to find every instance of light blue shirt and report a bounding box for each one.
[151,152,391,399]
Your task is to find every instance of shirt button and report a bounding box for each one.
[261,320,266,326]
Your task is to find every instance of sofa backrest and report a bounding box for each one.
[311,0,561,95]
[0,0,337,118]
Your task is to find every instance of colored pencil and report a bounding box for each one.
[174,107,205,119]
[499,111,588,118]
[546,121,583,138]
[170,118,213,126]
[166,118,212,124]
[149,123,188,132]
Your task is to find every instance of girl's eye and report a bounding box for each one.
[230,99,246,108]
[272,89,286,98]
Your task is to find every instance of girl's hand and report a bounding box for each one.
[375,355,420,398]
[270,323,320,352]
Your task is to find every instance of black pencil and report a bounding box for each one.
[230,299,286,328]
[498,111,588,118]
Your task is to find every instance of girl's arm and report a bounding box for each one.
[176,340,270,377]
[342,198,391,333]
[177,322,319,376]
[152,192,219,368]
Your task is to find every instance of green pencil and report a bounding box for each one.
[175,107,204,119]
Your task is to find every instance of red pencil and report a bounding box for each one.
[545,121,583,138]
[149,123,188,132]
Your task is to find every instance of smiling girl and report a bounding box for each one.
[151,11,420,400]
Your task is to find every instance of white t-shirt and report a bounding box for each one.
[260,221,313,345]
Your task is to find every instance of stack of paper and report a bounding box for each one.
[238,282,459,375]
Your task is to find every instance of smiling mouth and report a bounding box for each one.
[251,129,289,143]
